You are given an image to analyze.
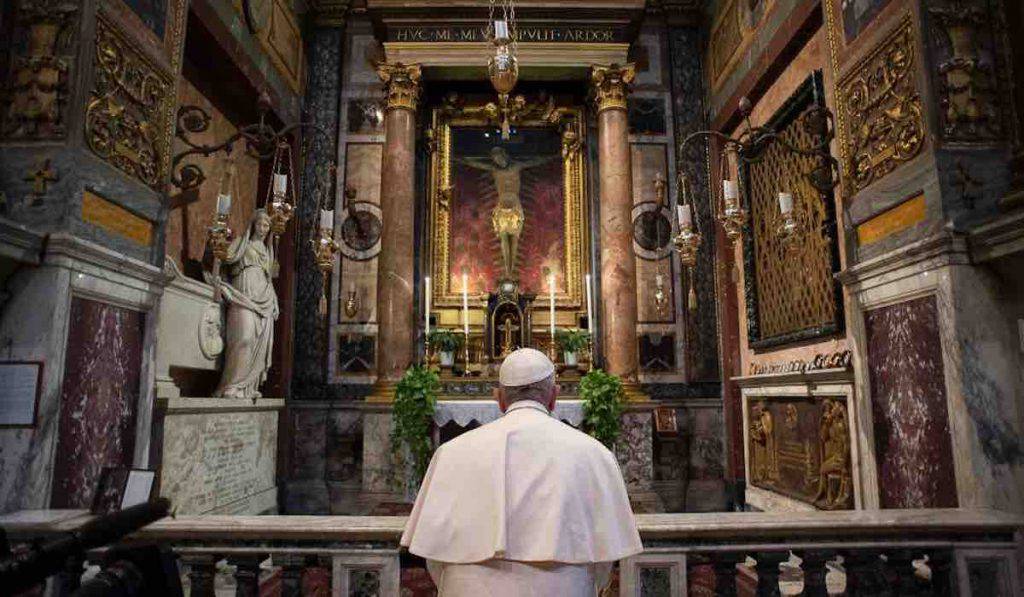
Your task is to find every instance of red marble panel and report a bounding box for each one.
[50,298,144,509]
[865,295,958,508]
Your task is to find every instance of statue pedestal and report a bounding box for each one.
[153,398,284,514]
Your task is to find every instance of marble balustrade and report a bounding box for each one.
[3,508,1021,596]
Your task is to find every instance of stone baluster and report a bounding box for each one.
[275,553,307,597]
[796,549,834,597]
[711,552,746,597]
[590,64,640,386]
[181,553,218,597]
[228,554,264,597]
[841,550,886,596]
[755,551,788,597]
[374,62,421,390]
[885,549,926,596]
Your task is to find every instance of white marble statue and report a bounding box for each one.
[213,208,279,399]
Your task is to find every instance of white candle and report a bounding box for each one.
[723,180,738,204]
[319,209,334,231]
[548,272,556,341]
[462,272,469,339]
[584,273,594,335]
[676,204,692,229]
[424,276,431,339]
[273,173,288,195]
[778,191,794,215]
[494,19,509,40]
[216,193,232,215]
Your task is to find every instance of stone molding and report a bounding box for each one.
[836,232,970,290]
[0,216,45,264]
[590,63,636,113]
[965,209,1024,263]
[43,233,165,285]
[375,62,421,112]
[732,367,855,388]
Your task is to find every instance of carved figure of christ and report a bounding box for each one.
[457,146,558,280]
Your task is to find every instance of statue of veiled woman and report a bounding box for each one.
[213,209,279,399]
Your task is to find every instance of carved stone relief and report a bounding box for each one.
[926,0,1009,143]
[85,15,174,191]
[837,17,924,192]
[748,396,853,510]
[1,0,80,139]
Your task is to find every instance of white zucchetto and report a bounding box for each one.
[498,347,555,387]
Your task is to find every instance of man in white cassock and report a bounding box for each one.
[401,348,643,595]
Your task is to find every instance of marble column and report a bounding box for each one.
[592,64,640,383]
[375,64,421,386]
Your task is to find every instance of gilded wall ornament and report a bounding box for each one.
[85,16,173,191]
[1,0,80,139]
[747,396,854,510]
[590,64,636,113]
[837,17,924,192]
[928,0,1005,142]
[376,62,422,112]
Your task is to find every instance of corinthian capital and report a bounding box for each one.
[590,63,636,113]
[376,62,422,112]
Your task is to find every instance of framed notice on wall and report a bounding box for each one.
[0,361,42,427]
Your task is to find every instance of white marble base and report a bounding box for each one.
[156,398,283,515]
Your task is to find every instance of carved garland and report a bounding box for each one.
[836,17,924,193]
[85,15,174,191]
[1,0,80,139]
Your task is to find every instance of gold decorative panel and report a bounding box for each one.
[747,395,853,510]
[742,73,843,348]
[85,14,174,191]
[836,17,924,192]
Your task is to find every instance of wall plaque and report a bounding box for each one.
[0,361,42,427]
[82,190,154,246]
[856,193,926,246]
[747,395,853,510]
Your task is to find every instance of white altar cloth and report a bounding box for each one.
[433,400,584,428]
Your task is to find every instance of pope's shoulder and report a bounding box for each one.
[436,404,616,462]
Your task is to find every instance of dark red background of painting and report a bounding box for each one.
[448,129,566,296]
[865,295,958,509]
[51,297,144,509]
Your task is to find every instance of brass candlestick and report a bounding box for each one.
[207,213,232,303]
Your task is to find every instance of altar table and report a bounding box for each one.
[433,400,584,428]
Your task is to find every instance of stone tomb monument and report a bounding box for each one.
[151,209,283,514]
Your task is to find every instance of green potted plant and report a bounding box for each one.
[428,329,463,368]
[555,328,590,368]
[391,364,441,484]
[579,369,624,448]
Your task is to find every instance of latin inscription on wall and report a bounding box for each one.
[159,408,278,514]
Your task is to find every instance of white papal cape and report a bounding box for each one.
[401,400,643,595]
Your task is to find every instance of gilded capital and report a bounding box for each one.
[590,63,636,113]
[376,62,422,112]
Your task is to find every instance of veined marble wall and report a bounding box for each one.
[51,298,145,508]
[864,295,958,508]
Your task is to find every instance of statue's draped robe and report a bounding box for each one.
[214,223,278,398]
[402,400,642,595]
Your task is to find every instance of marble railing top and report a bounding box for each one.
[4,509,1021,544]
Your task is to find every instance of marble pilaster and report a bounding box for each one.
[374,64,421,384]
[592,64,640,382]
[614,409,660,512]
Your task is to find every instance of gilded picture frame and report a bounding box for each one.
[427,103,589,310]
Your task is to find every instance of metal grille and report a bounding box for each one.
[743,74,841,347]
